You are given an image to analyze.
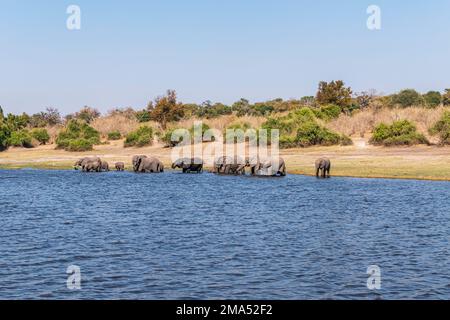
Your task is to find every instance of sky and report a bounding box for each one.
[0,0,449,115]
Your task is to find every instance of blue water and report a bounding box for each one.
[0,170,449,300]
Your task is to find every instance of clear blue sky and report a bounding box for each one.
[1,0,449,115]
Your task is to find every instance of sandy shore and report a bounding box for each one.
[1,138,450,181]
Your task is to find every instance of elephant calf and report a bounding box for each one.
[172,158,203,173]
[315,158,331,178]
[100,161,110,172]
[115,162,125,171]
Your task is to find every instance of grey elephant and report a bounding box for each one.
[315,158,331,178]
[246,156,286,176]
[100,161,110,172]
[74,157,102,172]
[214,156,245,175]
[115,162,125,171]
[172,158,203,173]
[133,155,164,173]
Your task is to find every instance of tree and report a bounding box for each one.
[316,80,353,108]
[443,89,450,106]
[70,106,101,124]
[355,91,376,110]
[148,90,184,130]
[423,91,442,108]
[391,89,424,107]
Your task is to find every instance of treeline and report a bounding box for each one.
[1,81,450,151]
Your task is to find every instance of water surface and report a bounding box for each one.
[0,170,449,299]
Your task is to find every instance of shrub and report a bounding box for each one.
[429,111,450,145]
[107,131,122,140]
[423,91,442,108]
[66,138,94,152]
[31,128,50,145]
[262,107,351,148]
[296,121,341,147]
[316,80,352,108]
[124,126,153,147]
[391,89,424,108]
[370,120,429,146]
[0,122,11,151]
[56,120,100,151]
[8,130,33,148]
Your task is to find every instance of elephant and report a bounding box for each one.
[100,161,110,172]
[172,158,203,173]
[133,155,164,173]
[246,156,286,176]
[74,157,102,172]
[214,156,245,175]
[315,158,331,178]
[115,162,125,171]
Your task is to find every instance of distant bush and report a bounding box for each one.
[391,89,424,108]
[370,120,429,146]
[66,138,94,152]
[56,120,100,151]
[262,107,352,148]
[124,126,153,147]
[8,130,33,148]
[31,128,50,145]
[107,131,122,140]
[423,91,442,108]
[161,123,212,147]
[313,104,342,121]
[429,111,450,145]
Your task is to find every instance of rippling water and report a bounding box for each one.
[0,170,449,299]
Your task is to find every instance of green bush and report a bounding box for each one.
[8,130,33,148]
[31,128,50,145]
[107,131,122,140]
[124,126,153,147]
[262,107,351,148]
[66,138,94,151]
[370,120,429,146]
[391,89,424,108]
[429,111,450,145]
[296,121,341,147]
[56,120,100,151]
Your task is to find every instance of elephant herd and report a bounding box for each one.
[74,155,332,178]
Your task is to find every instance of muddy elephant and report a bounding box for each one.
[246,156,286,176]
[74,157,102,172]
[214,156,246,175]
[100,161,110,172]
[172,158,203,173]
[133,155,164,173]
[115,162,125,171]
[315,158,331,178]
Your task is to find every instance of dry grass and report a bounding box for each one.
[91,114,147,138]
[327,106,447,140]
[171,115,267,131]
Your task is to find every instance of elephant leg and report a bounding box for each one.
[316,167,320,178]
[322,168,326,178]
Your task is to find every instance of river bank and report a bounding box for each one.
[1,138,450,181]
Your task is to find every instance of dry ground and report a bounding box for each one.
[1,138,450,181]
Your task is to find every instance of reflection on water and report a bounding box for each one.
[0,170,449,299]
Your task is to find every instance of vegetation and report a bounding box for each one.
[391,89,424,108]
[124,126,154,147]
[316,80,352,109]
[56,120,101,151]
[31,128,50,145]
[107,131,122,141]
[429,111,450,145]
[370,120,429,146]
[8,130,33,148]
[262,107,352,148]
[2,83,450,153]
